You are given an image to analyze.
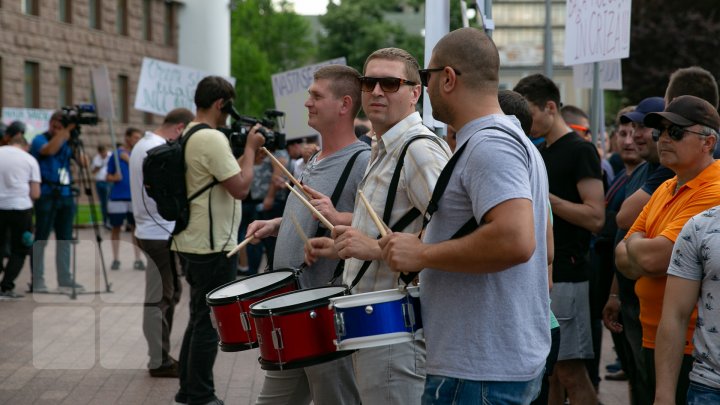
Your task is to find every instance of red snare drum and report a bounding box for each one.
[249,286,352,370]
[206,270,297,352]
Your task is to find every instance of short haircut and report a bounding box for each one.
[666,66,719,108]
[125,127,141,137]
[163,108,194,127]
[615,105,635,127]
[194,76,235,110]
[432,27,499,91]
[513,74,561,110]
[6,121,27,137]
[8,134,27,146]
[498,90,532,135]
[314,65,362,117]
[363,48,421,85]
[560,105,589,126]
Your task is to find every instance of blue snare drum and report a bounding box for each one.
[329,286,423,351]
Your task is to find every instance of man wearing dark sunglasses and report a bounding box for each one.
[615,95,720,405]
[379,28,551,404]
[307,47,451,405]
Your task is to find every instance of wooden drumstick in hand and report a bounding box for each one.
[286,182,335,231]
[261,147,311,198]
[289,212,309,244]
[226,235,254,258]
[358,190,390,237]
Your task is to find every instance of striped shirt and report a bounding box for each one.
[343,112,451,293]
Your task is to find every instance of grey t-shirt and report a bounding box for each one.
[668,206,720,389]
[420,114,551,381]
[273,141,370,288]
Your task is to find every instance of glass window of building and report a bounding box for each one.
[89,0,101,29]
[164,2,175,46]
[59,0,72,23]
[117,75,129,123]
[24,62,40,108]
[116,0,128,36]
[59,67,73,107]
[22,0,39,16]
[142,0,152,41]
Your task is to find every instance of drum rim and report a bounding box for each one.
[206,270,296,306]
[257,349,354,370]
[249,285,348,317]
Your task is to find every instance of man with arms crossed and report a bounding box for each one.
[245,65,368,405]
[616,96,720,405]
[380,27,550,404]
[307,48,451,404]
[172,77,264,405]
[129,108,194,378]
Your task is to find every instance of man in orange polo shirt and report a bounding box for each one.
[615,95,720,405]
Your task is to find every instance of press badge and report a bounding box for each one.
[58,167,70,185]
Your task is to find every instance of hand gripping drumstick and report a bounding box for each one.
[358,190,390,237]
[226,235,254,258]
[286,182,335,231]
[261,147,311,199]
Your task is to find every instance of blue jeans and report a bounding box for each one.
[422,373,543,405]
[688,381,720,405]
[175,252,235,405]
[33,195,76,287]
[95,181,111,225]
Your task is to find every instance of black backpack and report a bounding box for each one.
[143,123,218,235]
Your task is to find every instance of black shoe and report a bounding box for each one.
[605,370,628,381]
[148,360,179,378]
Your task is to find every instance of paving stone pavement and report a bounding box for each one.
[0,228,630,404]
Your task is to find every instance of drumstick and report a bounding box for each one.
[289,212,309,243]
[226,235,254,258]
[286,182,335,231]
[262,147,311,198]
[358,190,390,237]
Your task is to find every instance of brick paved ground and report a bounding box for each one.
[0,228,630,404]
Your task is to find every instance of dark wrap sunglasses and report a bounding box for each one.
[359,76,417,93]
[651,125,710,142]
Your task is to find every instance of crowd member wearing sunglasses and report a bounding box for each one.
[379,27,551,404]
[306,47,450,405]
[615,95,720,405]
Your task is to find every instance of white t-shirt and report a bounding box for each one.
[0,145,41,210]
[92,152,111,181]
[129,131,174,240]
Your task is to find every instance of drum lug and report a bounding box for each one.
[271,328,284,350]
[403,302,416,329]
[240,312,251,332]
[334,312,345,337]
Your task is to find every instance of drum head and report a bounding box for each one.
[206,270,295,305]
[329,288,406,308]
[250,286,348,316]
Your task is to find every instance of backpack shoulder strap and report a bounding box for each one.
[315,148,366,239]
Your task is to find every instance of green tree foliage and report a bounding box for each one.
[317,0,424,74]
[621,1,720,103]
[230,0,315,116]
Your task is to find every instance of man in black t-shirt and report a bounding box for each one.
[515,74,604,405]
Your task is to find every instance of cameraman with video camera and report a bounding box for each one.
[172,76,264,405]
[30,111,88,293]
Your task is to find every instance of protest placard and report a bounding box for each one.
[134,58,236,116]
[573,59,623,90]
[1,108,54,141]
[564,0,632,66]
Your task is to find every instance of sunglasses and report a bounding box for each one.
[418,67,462,87]
[651,125,708,142]
[359,76,416,93]
[569,124,591,136]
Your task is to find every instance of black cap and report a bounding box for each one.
[644,95,720,132]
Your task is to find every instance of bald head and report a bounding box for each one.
[432,27,499,91]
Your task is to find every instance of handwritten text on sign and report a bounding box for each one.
[134,58,236,116]
[564,0,632,66]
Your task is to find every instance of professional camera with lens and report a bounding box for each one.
[60,104,100,127]
[219,101,286,158]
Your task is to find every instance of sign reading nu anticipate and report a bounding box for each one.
[134,58,236,116]
[564,0,632,66]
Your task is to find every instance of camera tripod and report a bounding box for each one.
[29,130,113,299]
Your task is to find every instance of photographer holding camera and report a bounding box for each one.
[172,76,264,405]
[30,111,87,293]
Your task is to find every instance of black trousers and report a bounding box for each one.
[0,209,33,292]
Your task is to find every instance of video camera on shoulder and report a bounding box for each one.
[60,104,100,128]
[219,101,286,158]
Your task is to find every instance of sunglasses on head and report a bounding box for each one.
[418,67,462,87]
[651,124,708,142]
[359,76,416,93]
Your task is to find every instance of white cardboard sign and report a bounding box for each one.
[564,0,632,66]
[91,66,115,119]
[572,59,623,90]
[1,107,54,140]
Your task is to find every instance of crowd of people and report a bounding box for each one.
[2,26,720,405]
